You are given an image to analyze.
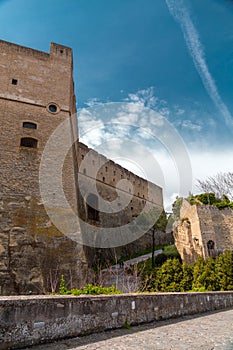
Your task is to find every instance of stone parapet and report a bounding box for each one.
[1,292,233,349]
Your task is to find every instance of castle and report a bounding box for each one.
[173,199,233,264]
[0,40,163,295]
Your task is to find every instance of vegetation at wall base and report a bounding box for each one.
[58,281,122,296]
[140,250,233,292]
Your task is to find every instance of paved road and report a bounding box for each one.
[101,249,163,272]
[25,308,233,350]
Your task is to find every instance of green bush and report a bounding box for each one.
[58,283,122,296]
[140,250,233,293]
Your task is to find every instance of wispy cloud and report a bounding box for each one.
[165,0,233,126]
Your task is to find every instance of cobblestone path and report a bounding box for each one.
[25,308,233,350]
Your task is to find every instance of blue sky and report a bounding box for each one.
[1,0,233,208]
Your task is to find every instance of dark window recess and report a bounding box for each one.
[131,207,134,211]
[81,154,84,159]
[87,194,99,221]
[113,170,116,176]
[23,122,37,129]
[105,166,108,172]
[20,137,38,149]
[103,177,105,182]
[48,104,57,113]
[12,79,18,85]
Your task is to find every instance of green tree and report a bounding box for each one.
[154,258,183,292]
[192,257,217,291]
[215,250,233,290]
[180,263,193,292]
[59,274,67,294]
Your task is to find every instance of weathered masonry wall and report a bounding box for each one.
[173,200,233,264]
[1,292,233,350]
[0,40,87,295]
[77,142,164,264]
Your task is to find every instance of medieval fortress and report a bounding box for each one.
[0,40,164,295]
[1,39,231,295]
[173,199,233,264]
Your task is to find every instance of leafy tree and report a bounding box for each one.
[192,257,217,291]
[154,258,183,292]
[195,192,219,205]
[180,263,193,292]
[172,197,183,219]
[215,250,233,290]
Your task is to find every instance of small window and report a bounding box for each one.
[105,166,108,172]
[103,177,105,182]
[20,137,37,149]
[81,154,84,160]
[12,79,18,85]
[131,206,134,211]
[60,49,64,54]
[48,104,57,113]
[47,103,59,114]
[23,122,37,130]
[113,178,115,182]
[113,170,116,176]
[83,168,86,175]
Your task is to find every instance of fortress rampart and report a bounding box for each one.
[0,40,164,294]
[173,200,233,264]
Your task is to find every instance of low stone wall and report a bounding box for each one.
[1,292,233,349]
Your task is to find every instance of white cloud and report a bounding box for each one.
[79,88,232,211]
[175,119,202,131]
[165,0,233,126]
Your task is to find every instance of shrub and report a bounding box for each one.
[59,284,122,296]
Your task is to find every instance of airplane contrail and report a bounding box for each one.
[165,0,232,126]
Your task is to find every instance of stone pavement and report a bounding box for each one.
[25,308,233,350]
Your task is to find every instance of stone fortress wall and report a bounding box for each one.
[77,142,164,265]
[173,199,233,264]
[0,40,87,295]
[0,39,164,295]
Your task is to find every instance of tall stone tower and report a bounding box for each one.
[0,40,88,294]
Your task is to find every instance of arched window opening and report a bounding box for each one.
[23,122,37,129]
[86,194,99,221]
[207,240,215,257]
[20,137,38,149]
